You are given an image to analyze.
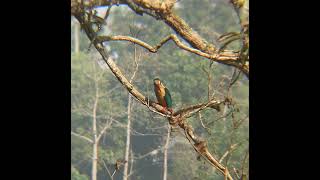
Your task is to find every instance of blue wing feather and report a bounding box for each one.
[164,88,172,108]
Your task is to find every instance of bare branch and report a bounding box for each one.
[98,85,122,98]
[183,128,233,180]
[97,34,240,62]
[227,68,242,92]
[232,167,241,179]
[104,4,113,21]
[71,131,93,143]
[218,32,241,42]
[112,119,162,136]
[145,125,167,130]
[132,147,162,160]
[197,112,211,134]
[219,143,240,164]
[206,108,234,127]
[173,98,222,119]
[97,120,113,142]
[131,131,162,136]
[100,158,114,180]
[71,106,93,117]
[240,148,249,178]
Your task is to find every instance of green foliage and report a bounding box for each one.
[71,166,89,180]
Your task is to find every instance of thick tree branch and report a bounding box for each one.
[183,127,233,180]
[132,0,176,13]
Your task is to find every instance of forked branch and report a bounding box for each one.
[96,34,239,62]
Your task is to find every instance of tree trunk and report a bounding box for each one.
[222,104,228,133]
[92,74,99,180]
[92,141,98,180]
[163,123,170,180]
[123,95,132,180]
[74,19,80,53]
[129,149,134,175]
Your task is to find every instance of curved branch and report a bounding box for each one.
[97,34,239,62]
[173,98,222,117]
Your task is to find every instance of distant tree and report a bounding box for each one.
[71,52,123,180]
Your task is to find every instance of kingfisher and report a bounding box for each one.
[153,78,173,114]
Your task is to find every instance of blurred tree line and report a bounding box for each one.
[71,0,248,179]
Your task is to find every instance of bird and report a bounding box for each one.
[111,159,127,177]
[115,159,127,170]
[153,78,173,114]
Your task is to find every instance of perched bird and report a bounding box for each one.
[115,159,127,170]
[153,78,173,114]
[111,159,127,177]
